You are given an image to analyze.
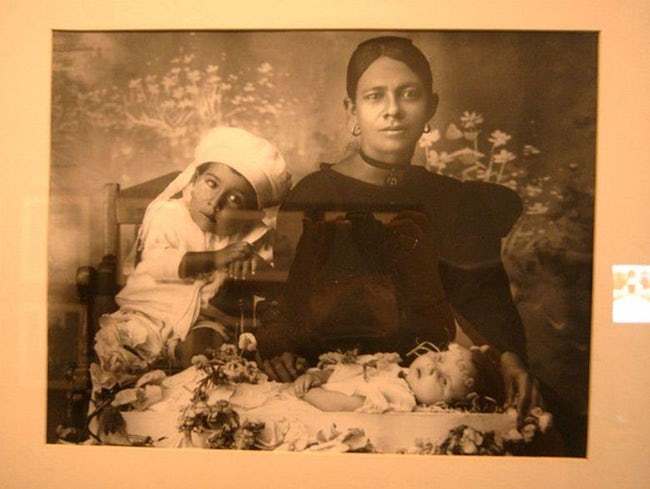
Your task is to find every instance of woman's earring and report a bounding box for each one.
[423,123,431,134]
[352,124,361,137]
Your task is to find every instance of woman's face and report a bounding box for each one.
[188,162,257,234]
[405,345,476,405]
[349,56,434,162]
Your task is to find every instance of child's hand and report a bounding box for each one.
[214,242,254,270]
[293,371,322,398]
[228,255,262,280]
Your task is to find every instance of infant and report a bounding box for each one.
[293,343,501,413]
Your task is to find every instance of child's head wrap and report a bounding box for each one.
[126,127,291,273]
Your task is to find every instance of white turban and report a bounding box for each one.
[192,127,290,209]
[125,127,291,273]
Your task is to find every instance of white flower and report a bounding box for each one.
[488,130,512,148]
[162,76,176,91]
[183,54,195,64]
[243,82,255,92]
[187,70,201,83]
[206,64,219,74]
[523,144,541,155]
[527,202,549,215]
[451,147,485,165]
[445,123,463,140]
[493,149,516,164]
[525,185,543,197]
[238,332,257,352]
[128,78,142,89]
[257,62,273,74]
[460,111,484,129]
[418,128,441,148]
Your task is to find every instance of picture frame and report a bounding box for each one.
[2,1,649,488]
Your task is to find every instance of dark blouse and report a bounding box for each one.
[267,164,527,360]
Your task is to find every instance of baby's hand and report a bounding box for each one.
[214,242,254,270]
[293,371,321,398]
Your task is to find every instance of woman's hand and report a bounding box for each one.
[500,351,544,424]
[255,351,305,383]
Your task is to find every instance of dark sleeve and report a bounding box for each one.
[440,181,528,360]
[456,181,523,238]
[178,251,216,278]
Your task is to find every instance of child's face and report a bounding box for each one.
[405,344,477,405]
[188,162,257,234]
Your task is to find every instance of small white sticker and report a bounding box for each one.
[612,265,650,323]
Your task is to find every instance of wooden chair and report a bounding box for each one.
[75,169,292,369]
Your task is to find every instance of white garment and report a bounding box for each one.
[113,199,273,346]
[322,358,416,414]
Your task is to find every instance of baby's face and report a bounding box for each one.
[405,344,477,405]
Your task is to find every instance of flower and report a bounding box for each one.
[206,64,219,74]
[525,184,543,197]
[445,123,463,140]
[191,354,209,368]
[488,130,512,148]
[172,87,185,99]
[523,144,541,156]
[238,332,257,352]
[219,343,238,358]
[162,76,176,91]
[257,62,273,74]
[460,111,484,129]
[527,202,549,215]
[451,147,485,165]
[493,149,516,164]
[187,70,201,83]
[128,78,142,89]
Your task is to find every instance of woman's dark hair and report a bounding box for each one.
[346,36,434,102]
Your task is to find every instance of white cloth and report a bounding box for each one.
[322,361,416,414]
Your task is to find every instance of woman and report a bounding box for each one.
[255,36,540,415]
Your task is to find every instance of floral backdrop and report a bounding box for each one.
[49,31,596,434]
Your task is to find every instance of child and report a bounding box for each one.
[91,127,291,392]
[292,343,503,414]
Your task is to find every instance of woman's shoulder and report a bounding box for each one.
[410,167,523,233]
[281,165,342,209]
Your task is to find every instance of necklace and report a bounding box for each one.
[359,150,410,187]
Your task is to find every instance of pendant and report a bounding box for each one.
[385,171,400,187]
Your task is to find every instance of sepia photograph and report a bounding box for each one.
[47,30,595,457]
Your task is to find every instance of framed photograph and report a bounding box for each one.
[46,28,593,457]
[2,1,650,488]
